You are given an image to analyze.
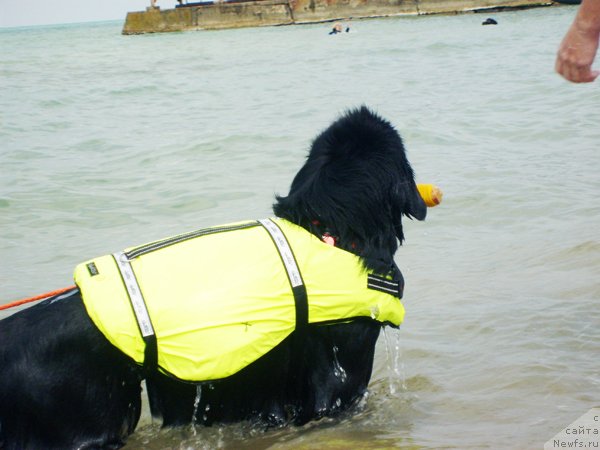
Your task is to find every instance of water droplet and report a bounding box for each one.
[332,345,347,383]
[382,327,405,395]
[191,385,202,435]
[370,306,380,319]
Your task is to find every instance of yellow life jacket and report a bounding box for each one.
[74,218,405,382]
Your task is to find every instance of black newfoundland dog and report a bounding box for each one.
[0,106,427,449]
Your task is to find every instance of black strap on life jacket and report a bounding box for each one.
[259,218,309,397]
[112,251,158,376]
[258,218,309,331]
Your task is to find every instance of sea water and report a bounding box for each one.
[0,6,598,449]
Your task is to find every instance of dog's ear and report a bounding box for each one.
[391,179,427,244]
[405,184,427,221]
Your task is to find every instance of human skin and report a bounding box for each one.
[555,0,600,83]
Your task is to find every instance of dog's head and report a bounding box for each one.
[273,106,426,273]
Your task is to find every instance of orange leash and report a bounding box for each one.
[0,285,77,311]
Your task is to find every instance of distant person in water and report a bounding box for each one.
[329,23,343,34]
[556,0,600,83]
[482,18,497,25]
[329,22,350,34]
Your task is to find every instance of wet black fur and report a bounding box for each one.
[0,106,426,449]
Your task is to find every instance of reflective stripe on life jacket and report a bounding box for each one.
[74,218,405,382]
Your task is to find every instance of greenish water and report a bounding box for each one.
[1,7,598,449]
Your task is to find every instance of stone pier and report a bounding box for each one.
[122,0,557,34]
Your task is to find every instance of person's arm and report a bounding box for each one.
[555,0,600,83]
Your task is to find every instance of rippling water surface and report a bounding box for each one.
[1,6,598,449]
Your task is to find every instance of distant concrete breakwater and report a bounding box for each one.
[122,0,567,34]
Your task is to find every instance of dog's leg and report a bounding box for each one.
[0,290,142,449]
[145,319,381,429]
[291,318,382,425]
[146,371,198,426]
[146,335,294,428]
